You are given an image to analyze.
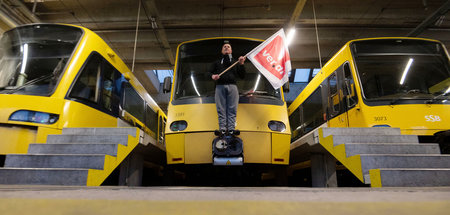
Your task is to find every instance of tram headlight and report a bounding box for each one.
[9,110,59,124]
[268,120,286,132]
[170,120,187,131]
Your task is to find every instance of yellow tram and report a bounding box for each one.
[288,37,449,143]
[0,24,166,155]
[164,38,291,167]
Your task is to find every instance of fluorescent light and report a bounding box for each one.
[20,43,28,75]
[445,86,450,94]
[253,74,261,92]
[286,28,296,46]
[190,74,201,96]
[399,58,414,85]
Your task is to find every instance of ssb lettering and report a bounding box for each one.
[425,115,441,122]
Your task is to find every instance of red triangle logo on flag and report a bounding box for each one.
[252,35,290,80]
[247,29,291,89]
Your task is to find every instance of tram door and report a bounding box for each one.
[327,64,349,128]
[342,63,358,127]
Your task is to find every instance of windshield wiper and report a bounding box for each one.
[0,85,19,91]
[4,58,65,94]
[241,90,280,100]
[390,89,426,105]
[425,91,449,104]
[243,90,270,96]
[176,95,203,100]
[4,73,55,94]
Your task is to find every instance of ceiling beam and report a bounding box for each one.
[0,0,41,30]
[288,0,308,27]
[66,16,449,32]
[0,10,19,31]
[407,0,450,37]
[10,0,41,23]
[142,0,175,66]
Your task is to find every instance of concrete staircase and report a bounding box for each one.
[0,127,140,186]
[317,127,450,187]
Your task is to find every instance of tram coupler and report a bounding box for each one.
[212,134,244,166]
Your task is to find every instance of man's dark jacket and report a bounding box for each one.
[209,55,245,85]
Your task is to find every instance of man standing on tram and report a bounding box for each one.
[210,41,246,136]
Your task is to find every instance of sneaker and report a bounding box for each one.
[220,129,227,136]
[228,129,240,136]
[214,129,227,137]
[214,130,220,136]
[215,129,227,136]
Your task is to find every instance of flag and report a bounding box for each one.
[247,29,291,89]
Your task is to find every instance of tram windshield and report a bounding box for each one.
[0,25,82,96]
[172,39,282,105]
[352,39,450,104]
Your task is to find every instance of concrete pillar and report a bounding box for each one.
[119,152,144,186]
[310,152,337,187]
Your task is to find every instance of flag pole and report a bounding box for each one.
[217,61,239,77]
[217,53,249,77]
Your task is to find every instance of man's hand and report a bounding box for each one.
[238,56,246,65]
[212,74,220,80]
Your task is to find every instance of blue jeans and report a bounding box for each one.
[215,84,239,131]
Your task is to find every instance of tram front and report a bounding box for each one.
[350,38,450,141]
[165,38,291,166]
[0,24,83,154]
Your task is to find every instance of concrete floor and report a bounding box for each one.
[0,186,449,214]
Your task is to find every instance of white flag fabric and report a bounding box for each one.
[246,29,291,89]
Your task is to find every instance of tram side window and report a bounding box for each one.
[69,54,101,103]
[101,61,122,115]
[343,63,358,108]
[328,73,340,116]
[123,84,145,123]
[158,116,166,145]
[302,87,325,134]
[145,105,158,137]
[289,107,302,141]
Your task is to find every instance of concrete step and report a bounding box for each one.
[372,168,450,187]
[331,135,418,145]
[4,154,106,169]
[0,168,88,185]
[360,154,450,176]
[344,143,440,157]
[322,127,401,138]
[62,127,137,137]
[28,143,119,156]
[46,134,129,145]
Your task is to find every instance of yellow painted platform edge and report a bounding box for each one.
[1,199,449,215]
